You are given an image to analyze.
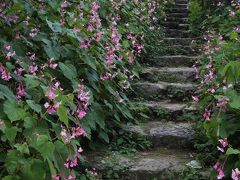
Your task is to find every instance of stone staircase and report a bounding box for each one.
[87,1,199,179]
[123,0,198,179]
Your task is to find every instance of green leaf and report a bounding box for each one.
[0,84,16,100]
[226,147,240,155]
[26,100,42,113]
[38,142,55,159]
[14,143,30,155]
[36,135,49,146]
[57,105,68,127]
[3,100,26,122]
[5,127,19,143]
[98,130,109,143]
[46,19,63,33]
[59,62,77,81]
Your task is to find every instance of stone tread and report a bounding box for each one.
[126,148,193,180]
[140,67,195,82]
[85,148,193,180]
[134,100,196,112]
[126,121,194,148]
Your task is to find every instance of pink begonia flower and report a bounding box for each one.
[217,97,229,112]
[77,110,86,119]
[217,169,225,179]
[14,68,24,76]
[5,51,15,60]
[68,174,76,180]
[219,138,228,148]
[192,95,199,102]
[0,119,4,126]
[17,84,26,99]
[203,108,211,121]
[71,126,86,137]
[48,58,58,69]
[46,88,57,100]
[28,65,38,74]
[52,175,60,180]
[1,70,12,81]
[232,168,240,180]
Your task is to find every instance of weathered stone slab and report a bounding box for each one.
[126,121,194,148]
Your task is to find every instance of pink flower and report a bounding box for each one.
[14,68,24,76]
[219,138,228,148]
[52,175,60,180]
[71,126,86,137]
[203,108,211,121]
[217,97,229,112]
[48,58,58,69]
[46,88,57,100]
[232,168,240,180]
[192,95,199,102]
[28,65,38,74]
[17,84,26,99]
[68,174,76,180]
[1,70,12,81]
[217,169,225,179]
[77,110,86,119]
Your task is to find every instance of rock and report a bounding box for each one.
[132,81,196,101]
[146,55,196,67]
[141,67,195,83]
[131,100,196,121]
[126,121,194,148]
[164,38,193,46]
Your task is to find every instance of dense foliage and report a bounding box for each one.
[0,1,165,179]
[190,0,240,179]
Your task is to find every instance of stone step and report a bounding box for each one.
[167,12,188,18]
[166,29,192,38]
[174,4,188,9]
[132,81,196,101]
[141,67,195,83]
[124,148,193,180]
[160,45,198,55]
[165,17,188,23]
[86,148,193,180]
[126,121,193,148]
[175,0,189,4]
[132,100,197,121]
[163,22,189,30]
[167,8,188,13]
[164,38,192,46]
[143,55,196,67]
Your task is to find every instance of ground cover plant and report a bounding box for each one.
[190,0,240,179]
[0,0,166,179]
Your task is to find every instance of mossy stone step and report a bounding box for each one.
[143,55,196,67]
[132,81,196,101]
[164,38,192,46]
[126,121,193,148]
[131,100,196,121]
[166,8,188,13]
[174,4,188,9]
[140,67,195,83]
[167,12,188,18]
[175,0,189,4]
[86,148,193,180]
[165,17,188,23]
[163,22,189,30]
[166,29,193,38]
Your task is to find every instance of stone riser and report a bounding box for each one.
[164,38,192,46]
[165,17,188,23]
[167,8,188,13]
[140,67,195,83]
[127,121,193,149]
[163,22,189,31]
[131,101,197,122]
[132,82,196,102]
[143,56,195,68]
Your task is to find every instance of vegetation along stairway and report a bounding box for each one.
[87,0,199,179]
[127,0,198,179]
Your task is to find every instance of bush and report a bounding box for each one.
[191,0,240,178]
[0,1,164,179]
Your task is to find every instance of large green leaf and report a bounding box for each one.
[5,127,19,143]
[0,84,16,100]
[3,100,26,122]
[59,62,77,81]
[26,100,42,113]
[57,105,68,127]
